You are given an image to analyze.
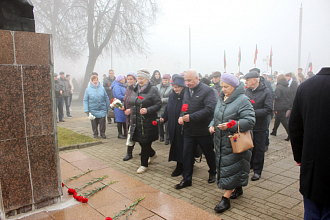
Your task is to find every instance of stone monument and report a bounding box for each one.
[0,1,62,219]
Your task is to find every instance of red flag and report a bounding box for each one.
[254,44,258,64]
[269,47,273,67]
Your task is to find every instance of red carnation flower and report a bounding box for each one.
[68,188,76,195]
[138,96,144,100]
[275,111,277,114]
[62,182,64,187]
[152,121,157,126]
[110,98,115,104]
[105,217,113,220]
[73,192,77,198]
[181,104,188,112]
[226,120,236,129]
[82,197,88,203]
[251,100,255,104]
[76,196,83,202]
[245,86,248,89]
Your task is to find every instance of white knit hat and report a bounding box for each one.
[137,69,151,80]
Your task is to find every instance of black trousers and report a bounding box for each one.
[272,110,289,136]
[91,117,106,136]
[139,142,155,167]
[182,133,216,182]
[251,131,266,175]
[158,122,170,141]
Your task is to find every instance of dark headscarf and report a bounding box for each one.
[150,70,162,86]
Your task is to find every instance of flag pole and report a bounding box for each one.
[298,3,303,69]
[189,26,191,69]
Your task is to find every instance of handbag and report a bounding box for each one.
[107,109,115,118]
[228,121,254,153]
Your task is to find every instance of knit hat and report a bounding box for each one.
[115,75,125,82]
[163,74,171,80]
[137,69,151,80]
[171,75,186,87]
[220,73,240,88]
[127,71,137,80]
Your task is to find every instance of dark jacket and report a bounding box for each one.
[288,79,298,109]
[209,82,255,190]
[54,79,64,98]
[261,76,275,101]
[245,81,273,131]
[289,67,330,205]
[103,76,115,100]
[162,89,185,163]
[129,83,162,143]
[212,82,221,94]
[274,79,290,112]
[123,83,136,134]
[182,82,217,136]
[59,77,71,97]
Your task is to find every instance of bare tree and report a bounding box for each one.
[32,0,160,99]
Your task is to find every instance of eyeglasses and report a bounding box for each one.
[172,86,181,89]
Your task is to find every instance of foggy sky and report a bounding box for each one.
[55,0,330,80]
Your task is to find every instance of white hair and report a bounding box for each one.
[186,69,198,78]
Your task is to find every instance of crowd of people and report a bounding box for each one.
[80,66,327,217]
[54,71,73,122]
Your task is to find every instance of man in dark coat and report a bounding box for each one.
[285,72,298,115]
[211,71,221,94]
[59,71,72,118]
[175,69,217,189]
[54,73,64,122]
[244,71,273,181]
[104,70,116,124]
[250,68,274,151]
[289,67,330,219]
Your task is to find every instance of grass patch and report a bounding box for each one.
[57,126,96,147]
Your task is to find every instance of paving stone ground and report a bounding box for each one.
[58,101,304,220]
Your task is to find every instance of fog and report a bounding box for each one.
[54,0,330,80]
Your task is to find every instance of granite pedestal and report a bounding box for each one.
[0,29,61,219]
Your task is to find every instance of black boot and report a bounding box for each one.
[230,186,243,199]
[214,196,230,213]
[171,162,183,177]
[117,123,126,139]
[107,117,112,124]
[270,131,276,136]
[123,145,134,161]
[123,123,127,137]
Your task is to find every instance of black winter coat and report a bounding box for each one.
[261,76,275,101]
[182,82,217,136]
[123,84,136,134]
[245,81,273,131]
[103,76,115,100]
[289,67,330,205]
[274,79,290,112]
[212,82,221,94]
[59,77,71,97]
[129,83,162,143]
[288,80,298,109]
[54,80,64,98]
[162,89,185,163]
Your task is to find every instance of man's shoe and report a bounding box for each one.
[148,153,158,164]
[285,137,290,141]
[270,132,276,136]
[251,173,260,181]
[208,174,216,183]
[118,134,126,139]
[165,140,169,145]
[174,180,192,189]
[230,187,243,199]
[101,134,106,139]
[59,120,65,122]
[67,115,73,118]
[159,137,164,142]
[136,166,148,174]
[108,121,112,124]
[93,135,98,139]
[214,196,230,213]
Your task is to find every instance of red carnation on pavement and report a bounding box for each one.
[226,120,236,129]
[152,121,157,126]
[138,96,144,100]
[82,197,88,203]
[251,100,255,104]
[76,196,83,202]
[68,188,76,195]
[105,217,113,220]
[62,182,64,187]
[73,192,77,199]
[181,104,188,112]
